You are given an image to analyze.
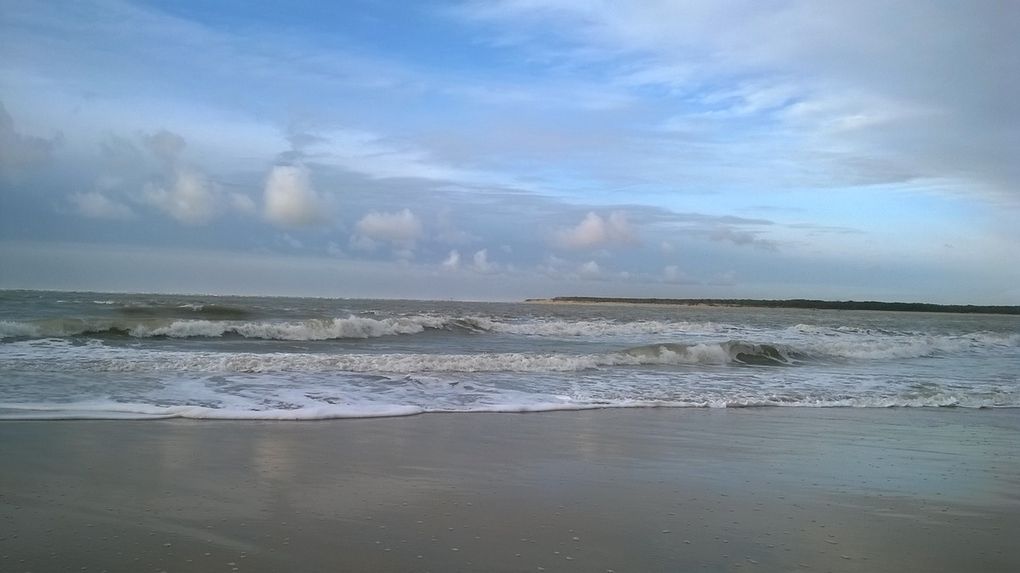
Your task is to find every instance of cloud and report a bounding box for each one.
[114,129,239,225]
[708,227,777,250]
[435,208,477,245]
[143,169,218,224]
[464,1,1020,204]
[264,164,326,227]
[279,233,303,249]
[0,102,59,174]
[354,209,424,245]
[229,192,257,215]
[326,241,346,257]
[472,249,495,272]
[69,191,135,220]
[144,129,186,164]
[578,260,601,277]
[63,129,235,225]
[663,265,696,284]
[442,249,461,270]
[555,211,637,250]
[535,255,604,280]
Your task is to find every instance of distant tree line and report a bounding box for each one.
[529,297,1020,315]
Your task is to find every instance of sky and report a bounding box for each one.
[1,0,1018,303]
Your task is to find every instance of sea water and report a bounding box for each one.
[0,290,1017,420]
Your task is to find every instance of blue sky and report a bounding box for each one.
[1,0,1017,303]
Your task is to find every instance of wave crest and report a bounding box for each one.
[622,341,802,366]
[0,315,468,341]
[0,315,728,341]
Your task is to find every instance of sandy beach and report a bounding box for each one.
[2,408,1018,572]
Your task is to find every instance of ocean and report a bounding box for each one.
[1,290,1017,420]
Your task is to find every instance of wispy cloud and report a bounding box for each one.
[70,191,135,220]
[472,249,496,273]
[0,101,59,175]
[441,249,461,270]
[459,1,1019,204]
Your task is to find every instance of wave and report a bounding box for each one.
[2,338,783,373]
[0,315,727,341]
[116,302,253,319]
[0,392,1010,421]
[0,402,427,420]
[614,337,980,366]
[1,347,609,373]
[5,336,997,375]
[0,315,472,341]
[4,321,1017,376]
[486,318,727,337]
[802,332,1019,359]
[622,341,804,365]
[5,312,1015,351]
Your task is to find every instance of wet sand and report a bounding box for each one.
[2,408,1018,572]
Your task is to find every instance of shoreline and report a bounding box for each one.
[3,408,1018,572]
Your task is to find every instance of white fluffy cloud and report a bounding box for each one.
[137,129,244,224]
[144,169,217,224]
[354,209,423,244]
[264,164,325,227]
[555,211,637,250]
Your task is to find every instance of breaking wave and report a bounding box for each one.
[0,316,473,341]
[7,312,1014,355]
[6,336,1013,376]
[0,315,727,341]
[622,341,803,365]
[0,390,1012,421]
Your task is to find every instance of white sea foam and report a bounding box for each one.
[0,390,1009,421]
[1,347,605,373]
[134,316,454,339]
[0,401,426,420]
[798,331,1019,359]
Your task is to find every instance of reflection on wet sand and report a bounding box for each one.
[2,408,1018,572]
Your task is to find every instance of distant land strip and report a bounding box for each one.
[526,297,1020,315]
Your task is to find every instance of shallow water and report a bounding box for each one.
[1,290,1017,419]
